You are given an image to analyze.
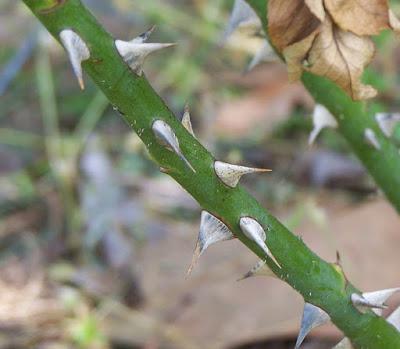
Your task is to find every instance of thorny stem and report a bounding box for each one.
[247,0,400,214]
[23,0,400,348]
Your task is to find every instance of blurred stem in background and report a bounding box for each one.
[35,41,109,241]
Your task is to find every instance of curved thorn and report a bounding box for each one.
[364,128,381,150]
[364,288,400,315]
[132,25,156,44]
[152,119,195,172]
[247,42,277,71]
[221,0,260,43]
[309,104,338,145]
[332,337,353,349]
[237,259,276,281]
[387,305,400,332]
[181,104,195,137]
[295,303,330,349]
[214,161,271,188]
[187,211,234,276]
[239,217,280,268]
[375,112,400,138]
[115,40,175,75]
[351,293,388,311]
[59,29,90,90]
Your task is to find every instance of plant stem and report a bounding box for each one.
[23,0,400,347]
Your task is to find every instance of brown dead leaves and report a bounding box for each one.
[268,0,399,100]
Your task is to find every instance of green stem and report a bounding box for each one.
[23,0,400,347]
[247,0,400,213]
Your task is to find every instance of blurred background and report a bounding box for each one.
[1,0,400,348]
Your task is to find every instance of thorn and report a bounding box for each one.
[309,104,338,145]
[187,211,234,276]
[239,217,280,268]
[332,337,353,349]
[295,303,330,349]
[214,161,271,188]
[131,25,156,44]
[364,128,381,150]
[115,32,175,75]
[159,167,169,174]
[221,0,261,44]
[59,29,90,90]
[152,119,195,172]
[352,288,400,315]
[351,293,387,311]
[387,305,400,332]
[237,259,275,281]
[246,42,277,71]
[375,112,400,137]
[181,104,195,137]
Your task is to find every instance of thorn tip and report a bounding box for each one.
[239,216,280,268]
[59,29,90,90]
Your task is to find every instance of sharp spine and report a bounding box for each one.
[364,128,381,150]
[59,29,90,90]
[214,161,271,188]
[332,338,353,349]
[115,27,175,75]
[295,303,330,349]
[309,104,338,145]
[181,104,195,137]
[152,119,195,172]
[239,217,280,268]
[351,293,387,311]
[247,42,278,71]
[387,305,400,332]
[238,259,275,281]
[375,112,400,137]
[221,0,261,43]
[187,211,234,276]
[352,288,400,315]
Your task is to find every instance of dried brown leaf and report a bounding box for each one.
[324,0,390,36]
[305,0,326,21]
[268,0,321,52]
[283,31,319,81]
[306,15,377,100]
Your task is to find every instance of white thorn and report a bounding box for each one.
[214,161,271,188]
[387,305,400,332]
[309,104,338,145]
[351,293,387,312]
[332,337,353,349]
[131,25,156,44]
[247,42,278,71]
[239,217,280,268]
[59,29,90,90]
[238,259,276,281]
[115,33,175,75]
[352,288,400,315]
[187,211,234,276]
[295,303,330,349]
[221,0,261,43]
[152,119,195,172]
[181,104,195,137]
[375,112,400,137]
[364,128,381,150]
